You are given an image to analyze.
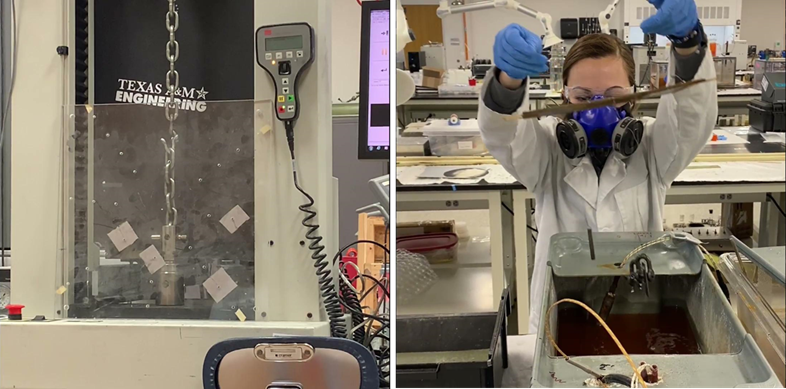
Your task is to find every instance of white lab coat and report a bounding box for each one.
[478,50,717,334]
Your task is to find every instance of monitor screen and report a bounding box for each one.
[358,1,390,159]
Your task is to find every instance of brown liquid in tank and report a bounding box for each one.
[557,306,702,356]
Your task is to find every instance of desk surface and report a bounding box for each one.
[397,129,785,191]
[397,161,786,192]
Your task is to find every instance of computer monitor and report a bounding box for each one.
[357,0,390,160]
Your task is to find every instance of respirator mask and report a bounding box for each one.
[556,95,644,161]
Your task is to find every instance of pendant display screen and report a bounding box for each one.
[265,35,304,51]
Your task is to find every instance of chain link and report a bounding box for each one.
[162,0,179,227]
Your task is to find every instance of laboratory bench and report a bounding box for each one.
[397,88,762,127]
[396,127,786,335]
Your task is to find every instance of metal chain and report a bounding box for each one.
[162,0,179,227]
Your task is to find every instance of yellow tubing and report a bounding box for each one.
[545,298,648,388]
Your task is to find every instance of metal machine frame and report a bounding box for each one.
[623,0,742,43]
[1,1,336,388]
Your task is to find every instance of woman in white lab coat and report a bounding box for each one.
[478,0,717,333]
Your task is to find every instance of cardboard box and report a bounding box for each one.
[421,67,445,89]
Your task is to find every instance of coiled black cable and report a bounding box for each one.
[286,121,346,339]
[339,276,366,342]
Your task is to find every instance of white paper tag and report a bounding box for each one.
[184,285,202,300]
[457,141,474,150]
[203,268,238,303]
[220,205,251,234]
[107,221,138,252]
[139,245,165,274]
[761,75,769,92]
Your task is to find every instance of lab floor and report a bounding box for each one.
[502,335,537,388]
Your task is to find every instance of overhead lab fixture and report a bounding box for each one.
[598,0,621,35]
[436,0,563,48]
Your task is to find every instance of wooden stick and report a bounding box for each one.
[503,78,714,121]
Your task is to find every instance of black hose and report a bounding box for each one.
[603,373,632,387]
[287,121,346,338]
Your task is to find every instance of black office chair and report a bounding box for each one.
[203,336,380,389]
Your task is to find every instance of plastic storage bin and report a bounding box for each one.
[718,247,786,386]
[422,119,488,156]
[438,84,480,97]
[397,290,509,388]
[650,61,669,89]
[748,99,785,132]
[754,59,786,90]
[714,56,737,88]
[397,136,429,156]
[396,233,458,264]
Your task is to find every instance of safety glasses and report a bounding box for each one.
[563,86,635,103]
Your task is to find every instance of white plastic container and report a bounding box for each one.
[422,119,488,156]
[437,84,479,97]
[719,249,786,386]
[397,136,428,156]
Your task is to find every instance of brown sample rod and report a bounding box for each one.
[504,78,713,120]
[599,276,621,322]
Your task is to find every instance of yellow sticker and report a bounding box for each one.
[56,286,67,295]
[259,124,272,135]
[235,309,247,322]
[85,104,93,114]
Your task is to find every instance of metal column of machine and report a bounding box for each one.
[0,1,335,388]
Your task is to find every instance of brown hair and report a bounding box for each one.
[563,34,636,87]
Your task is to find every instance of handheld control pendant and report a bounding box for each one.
[255,23,315,122]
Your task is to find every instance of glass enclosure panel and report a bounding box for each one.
[69,100,264,320]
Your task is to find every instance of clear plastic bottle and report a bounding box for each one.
[550,43,567,92]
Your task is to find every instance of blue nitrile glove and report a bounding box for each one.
[493,24,549,81]
[641,0,698,38]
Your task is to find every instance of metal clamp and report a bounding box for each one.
[629,254,655,297]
